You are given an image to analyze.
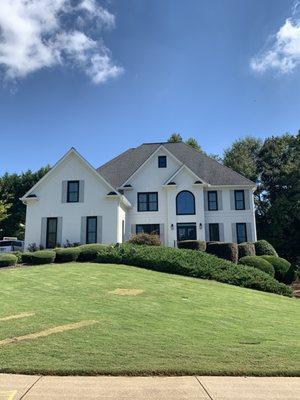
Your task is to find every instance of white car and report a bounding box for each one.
[0,238,24,253]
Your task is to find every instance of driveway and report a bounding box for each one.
[0,374,299,399]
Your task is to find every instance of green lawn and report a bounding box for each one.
[0,263,299,376]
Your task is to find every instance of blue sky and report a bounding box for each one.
[0,0,299,174]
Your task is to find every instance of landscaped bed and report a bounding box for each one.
[0,262,299,376]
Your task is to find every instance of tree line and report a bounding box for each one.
[0,132,299,263]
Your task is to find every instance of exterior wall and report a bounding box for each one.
[124,148,257,246]
[24,153,119,249]
[203,187,257,242]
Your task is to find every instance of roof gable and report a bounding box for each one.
[97,142,255,187]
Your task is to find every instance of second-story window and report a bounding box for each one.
[208,191,218,211]
[67,180,79,203]
[176,191,195,215]
[138,192,158,211]
[158,156,167,168]
[234,190,245,210]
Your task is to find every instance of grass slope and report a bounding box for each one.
[0,263,299,376]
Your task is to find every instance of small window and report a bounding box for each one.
[137,192,158,212]
[67,180,79,203]
[136,224,160,235]
[236,223,247,244]
[176,191,195,215]
[46,217,57,249]
[234,190,245,210]
[86,216,97,244]
[158,155,167,168]
[208,191,218,211]
[209,224,220,241]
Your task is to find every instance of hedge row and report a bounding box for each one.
[239,256,275,277]
[95,244,292,297]
[0,254,18,268]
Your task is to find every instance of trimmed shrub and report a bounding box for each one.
[0,254,17,268]
[96,244,292,297]
[255,240,278,256]
[77,244,106,262]
[206,242,238,263]
[11,251,22,263]
[239,256,274,277]
[260,256,291,282]
[29,250,56,265]
[55,247,80,263]
[238,242,255,259]
[128,233,161,246]
[178,240,206,251]
[21,252,33,264]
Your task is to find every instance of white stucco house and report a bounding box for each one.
[21,142,257,249]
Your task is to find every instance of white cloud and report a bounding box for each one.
[251,2,300,74]
[0,0,123,84]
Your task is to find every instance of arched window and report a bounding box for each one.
[176,191,195,215]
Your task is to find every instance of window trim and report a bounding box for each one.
[86,216,97,244]
[209,223,220,241]
[236,222,247,244]
[234,190,245,210]
[158,155,167,168]
[67,180,80,203]
[46,217,58,249]
[136,224,160,236]
[176,222,197,242]
[208,190,218,211]
[137,192,158,212]
[176,190,196,215]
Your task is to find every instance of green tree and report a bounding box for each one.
[185,137,202,151]
[256,133,300,261]
[223,136,262,182]
[0,166,50,239]
[167,133,183,143]
[0,200,11,222]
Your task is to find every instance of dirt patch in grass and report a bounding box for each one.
[0,320,98,346]
[0,312,35,322]
[109,288,144,296]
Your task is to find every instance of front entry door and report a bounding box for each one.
[177,223,197,242]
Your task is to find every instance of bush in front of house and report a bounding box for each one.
[11,251,23,263]
[21,252,33,264]
[55,247,80,263]
[95,244,292,297]
[77,244,107,262]
[178,240,206,251]
[239,256,275,277]
[238,242,256,259]
[27,250,56,265]
[128,233,161,246]
[260,255,291,282]
[206,242,238,263]
[0,254,18,268]
[254,240,278,257]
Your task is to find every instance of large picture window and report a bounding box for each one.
[136,224,160,235]
[137,192,158,212]
[234,190,245,210]
[67,180,79,203]
[236,223,247,244]
[177,223,197,241]
[46,217,57,249]
[86,216,97,244]
[208,191,218,211]
[209,223,220,241]
[176,191,195,215]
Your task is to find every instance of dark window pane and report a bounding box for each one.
[236,223,247,243]
[176,191,195,215]
[177,223,197,241]
[138,193,158,211]
[208,191,218,211]
[86,217,97,244]
[235,190,245,210]
[158,156,167,168]
[67,181,79,203]
[46,218,57,248]
[209,224,220,241]
[136,224,160,235]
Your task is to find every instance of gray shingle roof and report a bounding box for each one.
[97,142,255,188]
